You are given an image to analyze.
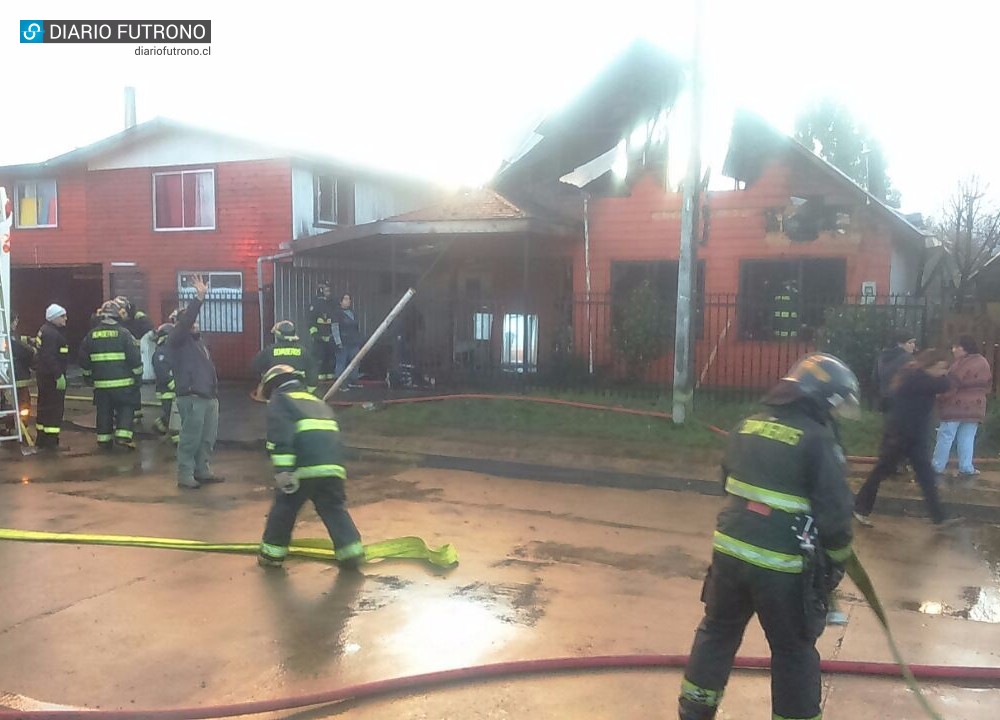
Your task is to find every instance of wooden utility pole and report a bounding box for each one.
[672,0,703,424]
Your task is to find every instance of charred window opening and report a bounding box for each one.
[739,258,846,341]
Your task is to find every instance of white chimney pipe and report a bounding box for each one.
[124,86,136,130]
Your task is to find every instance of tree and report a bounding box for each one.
[614,280,671,380]
[935,177,1000,309]
[794,99,901,208]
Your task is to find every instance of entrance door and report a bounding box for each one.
[109,269,148,312]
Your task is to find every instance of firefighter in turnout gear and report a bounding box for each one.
[152,323,179,444]
[308,282,337,381]
[252,320,319,394]
[114,296,154,425]
[256,364,364,570]
[679,353,858,720]
[36,304,70,449]
[771,280,800,339]
[0,314,35,435]
[79,301,143,449]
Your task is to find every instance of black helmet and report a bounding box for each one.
[258,364,300,400]
[780,353,861,419]
[272,320,298,341]
[155,323,174,345]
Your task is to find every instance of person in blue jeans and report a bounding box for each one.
[333,293,363,389]
[932,335,991,479]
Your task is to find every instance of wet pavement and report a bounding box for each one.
[0,427,999,718]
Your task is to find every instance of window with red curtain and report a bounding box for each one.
[154,170,215,230]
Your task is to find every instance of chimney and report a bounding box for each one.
[124,86,136,130]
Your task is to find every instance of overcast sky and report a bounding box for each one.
[3,0,997,216]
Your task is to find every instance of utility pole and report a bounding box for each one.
[672,0,703,424]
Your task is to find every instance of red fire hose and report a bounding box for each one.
[2,654,999,720]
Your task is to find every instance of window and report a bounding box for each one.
[314,174,355,226]
[738,258,846,340]
[177,271,243,333]
[154,170,216,230]
[473,312,492,341]
[15,180,58,228]
[610,260,705,339]
[501,314,538,370]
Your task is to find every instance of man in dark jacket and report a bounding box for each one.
[333,293,363,388]
[679,353,858,720]
[308,282,337,381]
[36,304,70,449]
[871,330,917,412]
[256,364,364,570]
[252,320,319,394]
[167,275,223,489]
[79,301,143,449]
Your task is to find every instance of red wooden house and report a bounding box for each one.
[0,118,437,378]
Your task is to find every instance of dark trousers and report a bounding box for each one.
[159,399,172,427]
[855,430,946,523]
[36,374,65,447]
[680,553,821,720]
[314,338,336,381]
[95,387,135,446]
[261,477,362,561]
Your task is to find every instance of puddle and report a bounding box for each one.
[900,586,1000,623]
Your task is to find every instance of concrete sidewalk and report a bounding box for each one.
[61,381,1000,523]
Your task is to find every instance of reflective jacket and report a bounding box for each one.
[308,296,336,340]
[152,345,176,401]
[266,382,345,480]
[36,322,69,378]
[78,321,142,390]
[252,340,319,392]
[713,401,854,574]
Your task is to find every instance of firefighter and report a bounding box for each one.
[307,282,337,381]
[771,280,800,339]
[256,364,364,570]
[35,304,70,450]
[114,296,154,425]
[252,320,319,394]
[79,300,143,450]
[152,323,179,444]
[678,353,858,720]
[1,314,35,435]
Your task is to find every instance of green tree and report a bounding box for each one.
[614,280,672,380]
[820,305,908,399]
[794,99,901,208]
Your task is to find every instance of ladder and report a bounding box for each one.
[0,275,26,446]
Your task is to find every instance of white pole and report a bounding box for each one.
[323,287,416,401]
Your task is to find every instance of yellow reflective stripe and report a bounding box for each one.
[114,429,134,439]
[713,531,803,573]
[90,330,117,338]
[680,678,723,707]
[39,426,61,435]
[826,545,853,563]
[94,378,134,389]
[168,380,176,389]
[271,454,297,468]
[295,418,339,433]
[725,476,811,513]
[287,391,322,402]
[273,347,302,356]
[260,542,288,558]
[59,346,69,353]
[309,326,318,334]
[97,434,113,442]
[156,392,176,400]
[265,441,276,451]
[90,352,127,362]
[739,419,803,446]
[296,464,347,480]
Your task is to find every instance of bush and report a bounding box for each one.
[613,280,672,380]
[819,305,898,397]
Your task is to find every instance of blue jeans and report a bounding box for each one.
[335,344,360,384]
[932,420,979,474]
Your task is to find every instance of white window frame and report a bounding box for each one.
[177,270,243,333]
[314,173,339,227]
[14,179,58,229]
[153,169,216,232]
[473,312,492,341]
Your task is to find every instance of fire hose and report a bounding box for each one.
[0,530,996,719]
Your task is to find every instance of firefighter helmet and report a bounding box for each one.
[781,353,861,419]
[99,300,123,320]
[113,295,132,315]
[271,320,298,341]
[155,323,174,345]
[258,364,300,400]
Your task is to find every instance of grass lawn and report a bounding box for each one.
[339,390,893,462]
